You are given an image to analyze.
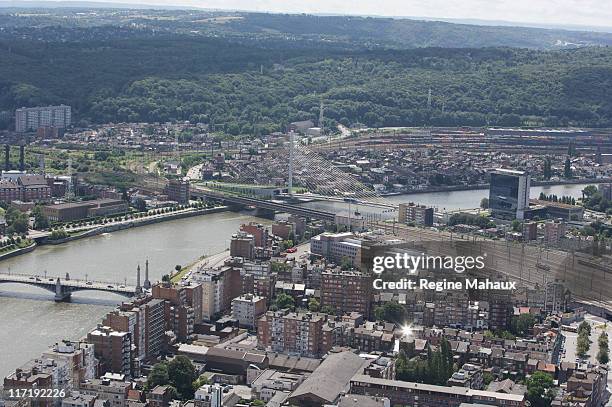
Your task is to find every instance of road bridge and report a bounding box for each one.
[0,273,141,302]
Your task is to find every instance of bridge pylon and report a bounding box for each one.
[54,277,71,302]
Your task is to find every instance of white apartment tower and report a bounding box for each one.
[15,105,72,133]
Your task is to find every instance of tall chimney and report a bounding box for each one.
[136,264,142,294]
[19,145,24,172]
[4,145,9,172]
[144,259,151,290]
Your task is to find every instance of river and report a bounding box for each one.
[0,211,272,378]
[301,183,593,214]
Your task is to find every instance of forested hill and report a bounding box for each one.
[1,9,612,132]
[2,34,612,132]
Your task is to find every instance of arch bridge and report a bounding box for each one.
[0,273,140,302]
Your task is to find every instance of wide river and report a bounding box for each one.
[0,211,273,377]
[302,183,594,214]
[0,183,592,376]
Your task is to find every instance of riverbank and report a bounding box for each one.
[1,206,230,262]
[0,242,37,261]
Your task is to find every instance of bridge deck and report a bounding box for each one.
[0,273,137,294]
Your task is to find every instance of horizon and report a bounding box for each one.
[2,0,612,32]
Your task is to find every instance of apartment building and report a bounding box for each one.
[165,178,190,204]
[102,298,165,373]
[257,310,325,358]
[192,266,241,321]
[231,294,267,329]
[79,378,131,407]
[15,105,71,133]
[321,269,373,317]
[398,202,434,226]
[522,221,537,241]
[240,222,269,247]
[559,367,608,407]
[4,358,70,407]
[152,282,201,341]
[41,341,97,389]
[271,221,294,240]
[544,219,566,244]
[230,232,255,259]
[87,326,132,377]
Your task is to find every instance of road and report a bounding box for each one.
[560,314,611,406]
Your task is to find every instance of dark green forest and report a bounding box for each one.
[1,22,612,132]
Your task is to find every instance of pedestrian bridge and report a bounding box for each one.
[0,273,140,302]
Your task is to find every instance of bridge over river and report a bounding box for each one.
[0,273,141,302]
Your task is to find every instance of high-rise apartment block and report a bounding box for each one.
[15,105,71,133]
[152,282,202,341]
[165,178,190,204]
[321,269,372,317]
[102,296,165,370]
[489,169,530,220]
[257,310,325,358]
[191,265,242,321]
[398,202,434,226]
[87,326,132,377]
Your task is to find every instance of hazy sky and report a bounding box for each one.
[52,0,612,29]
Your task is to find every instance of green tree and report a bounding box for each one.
[307,298,320,312]
[274,293,295,310]
[582,185,598,199]
[598,332,608,351]
[147,362,170,390]
[597,348,609,365]
[340,256,353,270]
[510,313,537,336]
[578,321,591,336]
[526,372,556,407]
[511,219,522,232]
[32,205,49,230]
[192,375,210,391]
[480,197,489,209]
[167,356,197,400]
[321,305,335,315]
[577,334,590,358]
[374,301,405,324]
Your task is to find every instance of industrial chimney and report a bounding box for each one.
[4,145,9,172]
[19,145,24,172]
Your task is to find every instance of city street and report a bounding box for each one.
[560,314,612,405]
